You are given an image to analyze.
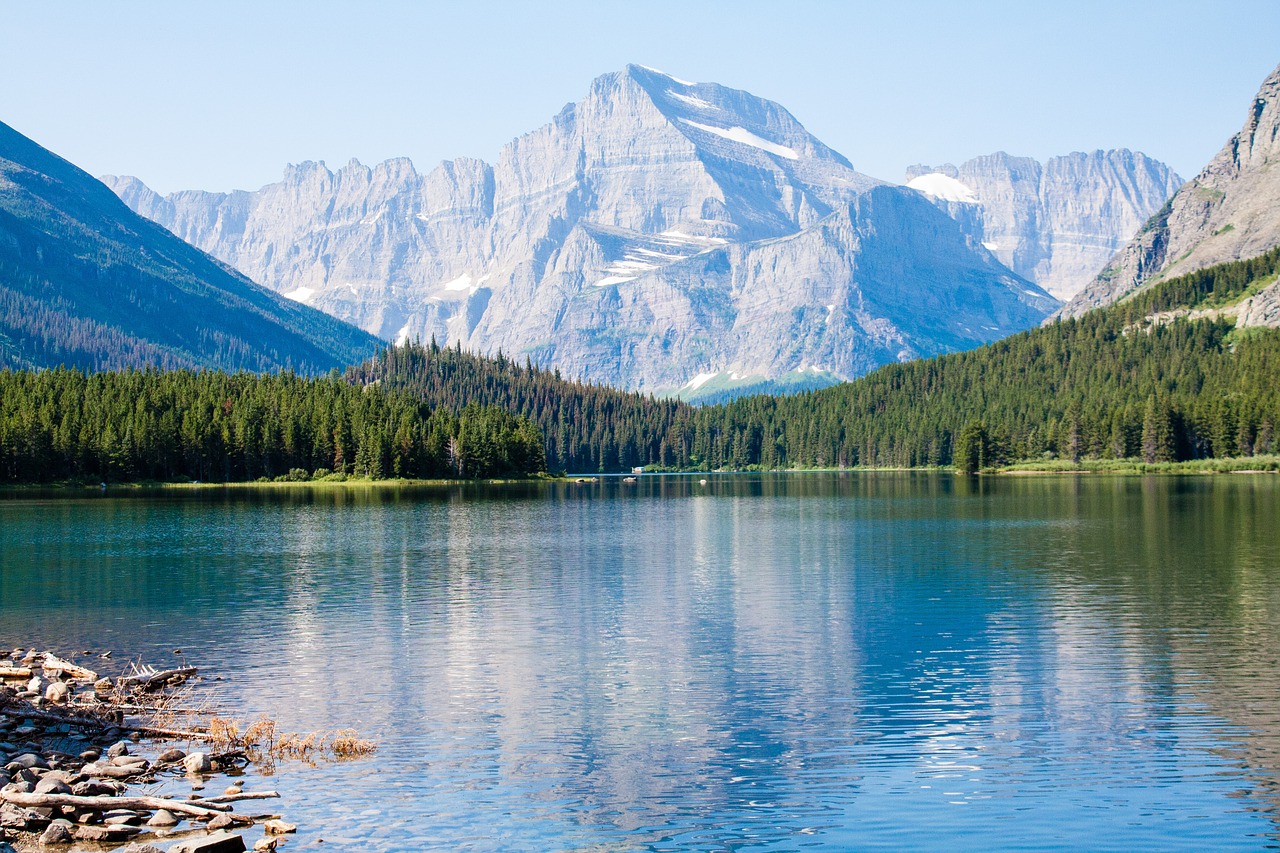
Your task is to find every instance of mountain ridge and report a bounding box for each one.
[1054,63,1280,323]
[905,149,1182,300]
[103,64,1055,394]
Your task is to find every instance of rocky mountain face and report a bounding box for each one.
[1055,63,1280,325]
[905,151,1182,301]
[105,65,1056,393]
[0,120,379,373]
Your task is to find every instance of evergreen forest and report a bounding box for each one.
[0,369,545,483]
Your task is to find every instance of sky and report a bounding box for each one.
[3,1,1278,195]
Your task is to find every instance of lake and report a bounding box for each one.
[2,473,1278,851]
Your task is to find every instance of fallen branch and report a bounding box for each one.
[1,790,229,817]
[2,705,114,730]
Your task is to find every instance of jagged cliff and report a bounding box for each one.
[905,151,1181,301]
[105,65,1056,393]
[1055,63,1280,325]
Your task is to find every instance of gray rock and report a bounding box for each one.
[1054,62,1280,324]
[104,813,142,826]
[167,831,247,853]
[44,680,70,704]
[112,755,149,769]
[72,780,122,796]
[33,775,71,795]
[147,808,180,827]
[157,748,187,763]
[0,802,47,829]
[39,821,74,844]
[118,844,167,853]
[107,741,130,759]
[74,823,140,840]
[10,752,47,769]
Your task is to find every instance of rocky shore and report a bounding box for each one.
[0,647,322,853]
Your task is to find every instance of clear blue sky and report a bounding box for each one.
[3,1,1277,194]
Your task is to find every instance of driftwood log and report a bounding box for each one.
[42,653,98,681]
[120,666,198,692]
[1,790,229,817]
[198,791,281,805]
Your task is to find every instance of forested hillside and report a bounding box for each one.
[0,369,544,483]
[361,249,1280,472]
[0,120,379,372]
[351,343,690,473]
[693,249,1280,470]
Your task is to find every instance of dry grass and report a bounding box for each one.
[202,713,375,761]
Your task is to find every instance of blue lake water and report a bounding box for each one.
[2,473,1279,851]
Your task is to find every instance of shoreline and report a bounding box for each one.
[0,475,562,493]
[0,645,366,852]
[2,457,1278,494]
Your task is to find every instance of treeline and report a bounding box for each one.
[6,249,1278,482]
[0,368,545,484]
[350,343,689,473]
[363,249,1280,471]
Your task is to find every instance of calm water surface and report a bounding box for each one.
[2,474,1279,851]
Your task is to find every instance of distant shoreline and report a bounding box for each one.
[0,475,560,493]
[2,458,1277,493]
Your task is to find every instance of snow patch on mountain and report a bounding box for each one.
[682,371,718,391]
[667,90,717,111]
[637,65,695,86]
[907,173,979,204]
[679,119,799,160]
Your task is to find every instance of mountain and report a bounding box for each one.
[905,150,1182,301]
[104,65,1056,395]
[0,120,380,372]
[1055,63,1280,323]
